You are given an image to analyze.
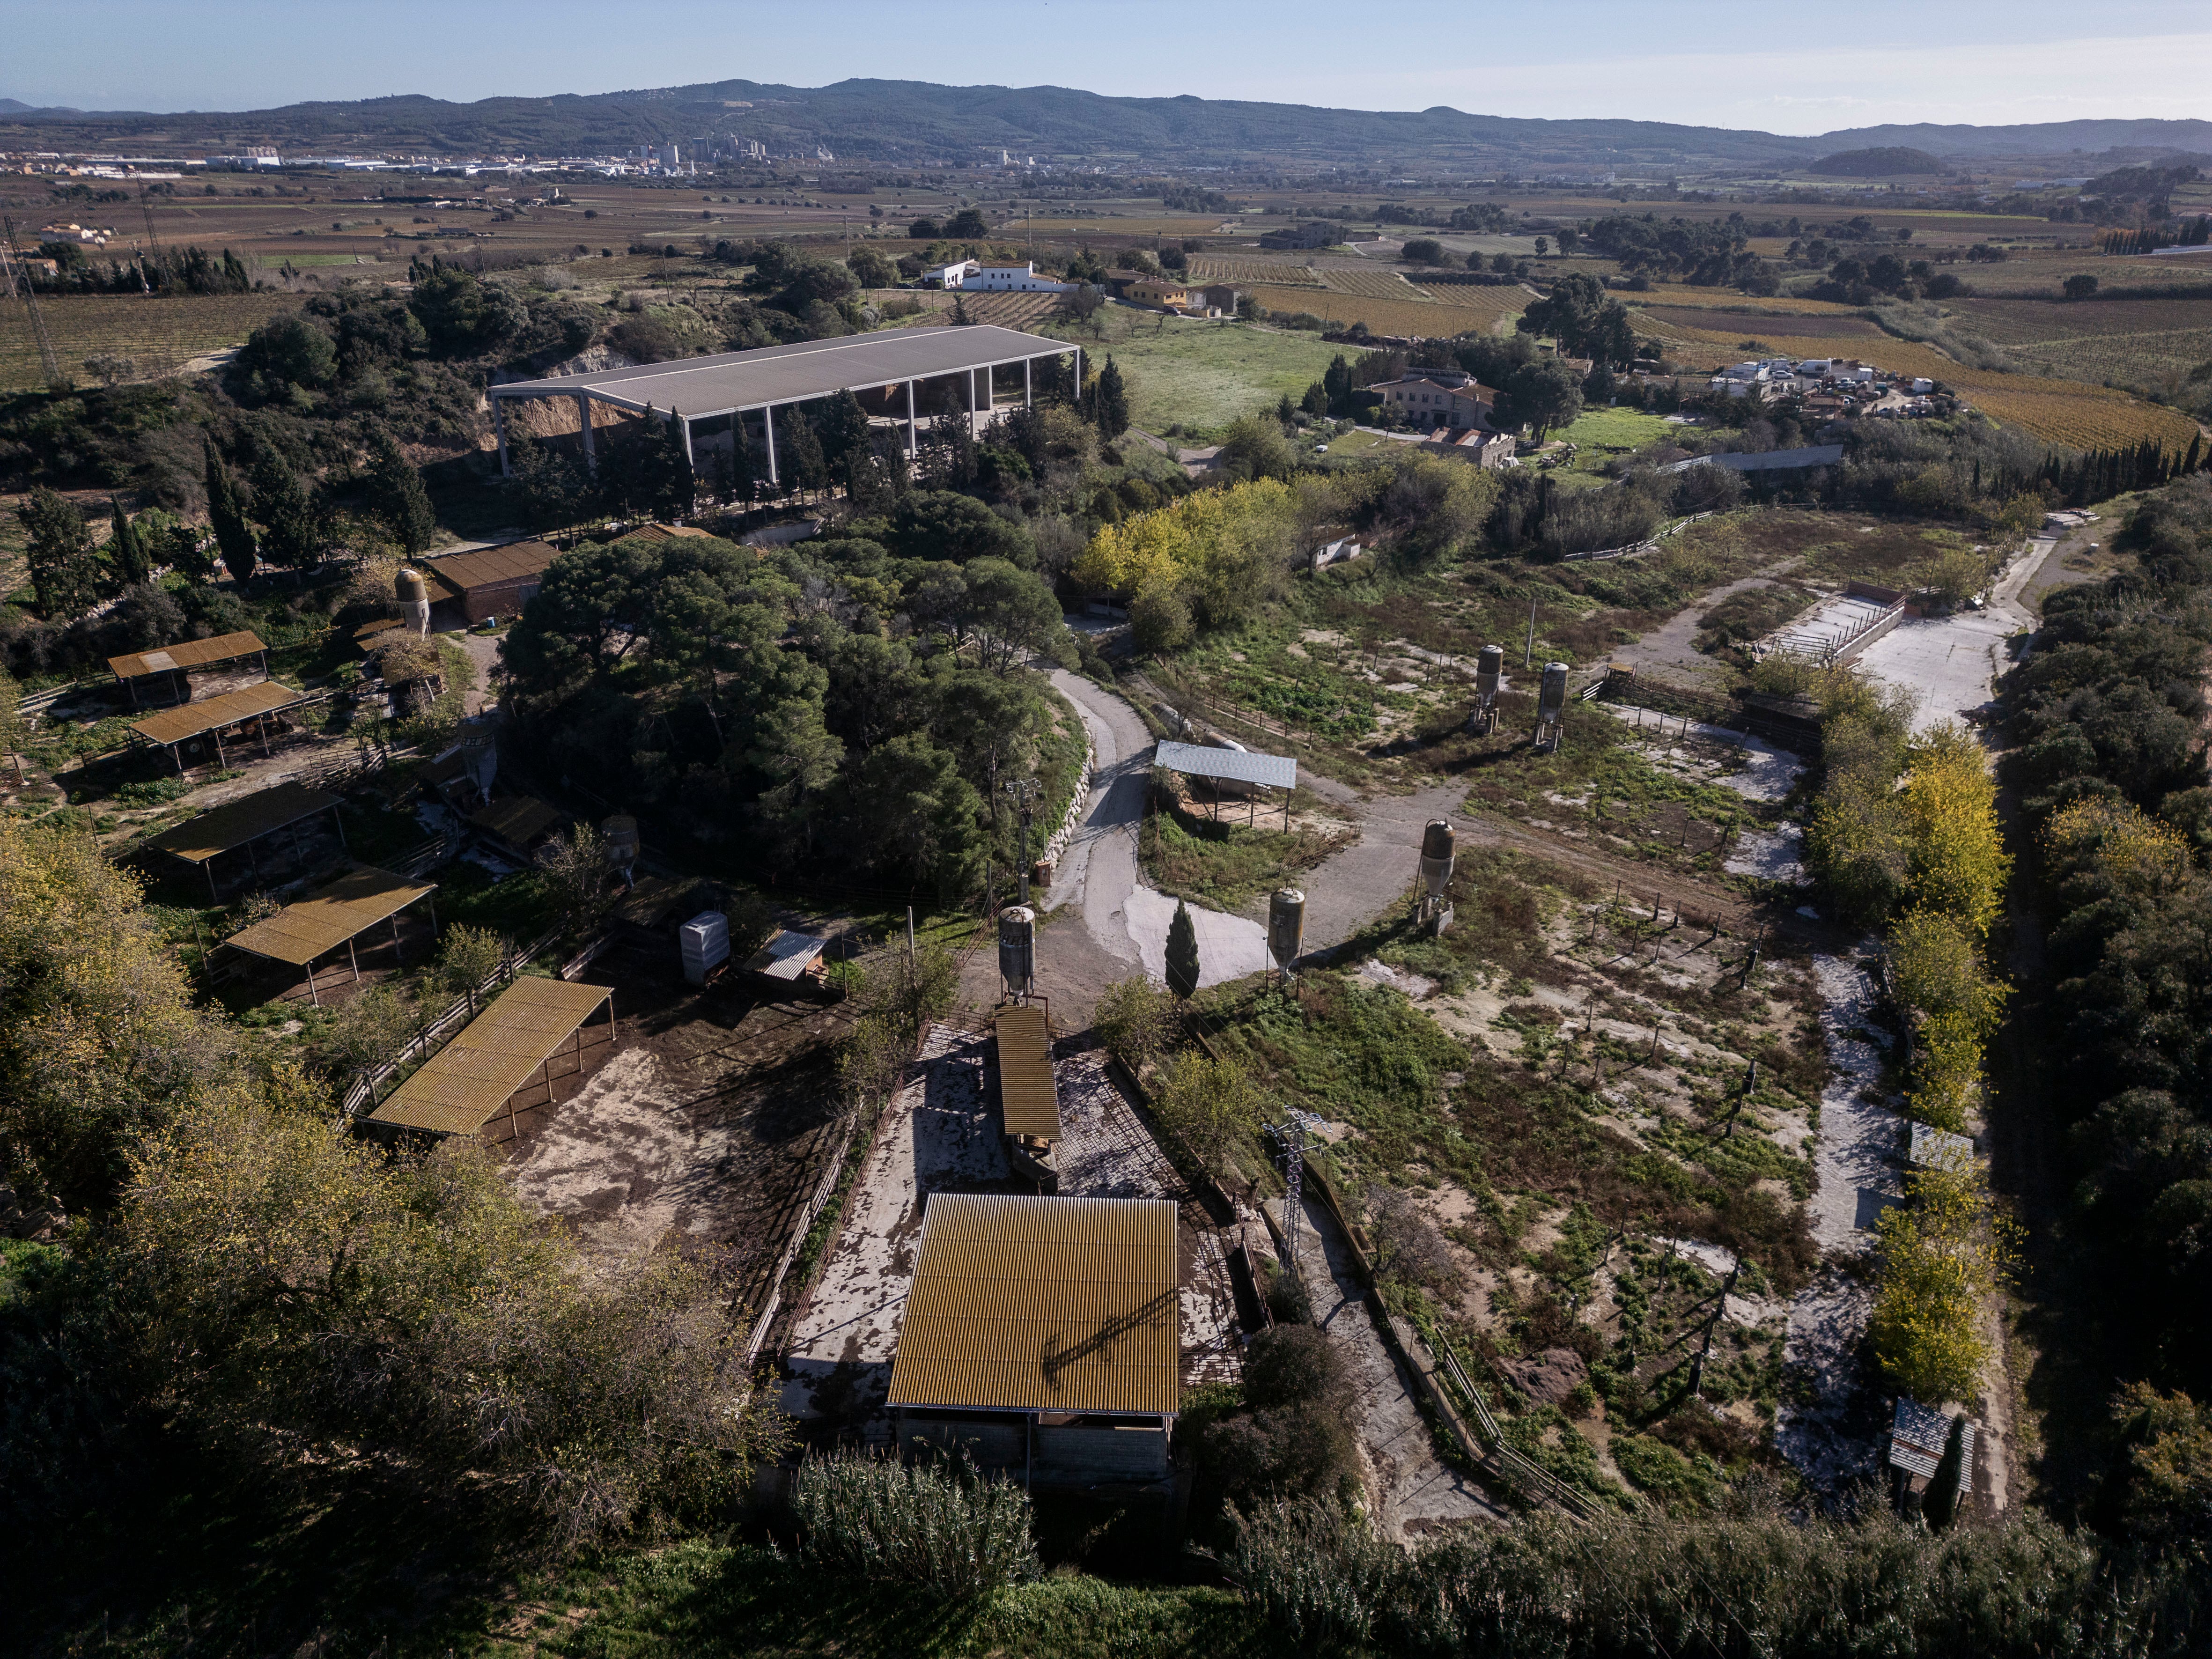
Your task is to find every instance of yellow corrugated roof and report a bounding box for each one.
[994,1004,1060,1141]
[223,865,436,966]
[886,1194,1180,1417]
[470,795,562,848]
[129,680,305,747]
[421,540,561,597]
[108,629,267,680]
[368,977,612,1135]
[144,782,343,863]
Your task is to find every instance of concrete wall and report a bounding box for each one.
[1036,1423,1169,1481]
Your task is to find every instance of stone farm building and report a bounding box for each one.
[1372,367,1500,430]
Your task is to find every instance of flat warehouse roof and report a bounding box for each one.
[109,629,266,680]
[130,680,306,747]
[145,781,343,863]
[490,325,1077,420]
[1154,740,1297,792]
[369,977,613,1135]
[224,865,436,966]
[887,1194,1180,1417]
[994,1004,1060,1141]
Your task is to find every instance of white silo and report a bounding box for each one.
[1534,661,1570,752]
[397,567,431,635]
[1268,887,1305,983]
[1418,819,1456,934]
[998,905,1036,1000]
[1470,643,1505,733]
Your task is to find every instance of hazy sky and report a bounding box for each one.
[8,0,2211,134]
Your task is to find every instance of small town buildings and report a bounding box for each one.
[1372,368,1499,430]
[1121,277,1192,311]
[1259,221,1340,250]
[934,260,1077,292]
[1193,282,1244,316]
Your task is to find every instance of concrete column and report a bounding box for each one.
[678,410,694,472]
[576,392,596,472]
[1024,359,1032,406]
[905,380,918,456]
[1072,347,1083,405]
[494,395,510,476]
[763,406,778,486]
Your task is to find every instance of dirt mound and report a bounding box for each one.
[1502,1347,1588,1405]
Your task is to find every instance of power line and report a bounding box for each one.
[0,217,62,388]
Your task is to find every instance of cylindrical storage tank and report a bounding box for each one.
[1418,819,1456,901]
[397,568,431,635]
[458,717,497,795]
[1268,888,1306,971]
[1475,643,1504,697]
[997,905,1036,992]
[1538,661,1571,720]
[601,814,640,871]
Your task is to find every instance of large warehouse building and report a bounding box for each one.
[487,325,1082,485]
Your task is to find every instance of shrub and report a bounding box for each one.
[790,1450,1040,1602]
[1093,975,1178,1072]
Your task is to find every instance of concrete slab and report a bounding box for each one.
[1123,886,1272,988]
[1853,611,2014,733]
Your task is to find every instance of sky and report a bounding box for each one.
[7,0,2212,134]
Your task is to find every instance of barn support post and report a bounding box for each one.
[347,936,361,983]
[1024,358,1032,406]
[763,405,779,486]
[677,409,694,473]
[576,392,596,472]
[390,913,405,966]
[330,801,347,849]
[905,380,918,456]
[494,395,510,476]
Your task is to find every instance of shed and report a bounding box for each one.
[994,1003,1060,1144]
[128,680,310,772]
[107,629,267,707]
[367,976,616,1142]
[468,795,563,857]
[1154,738,1297,827]
[221,864,437,1004]
[145,781,347,899]
[420,540,562,624]
[1888,1397,1973,1494]
[888,1194,1180,1486]
[741,929,826,983]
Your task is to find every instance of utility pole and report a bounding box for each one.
[1525,594,1538,669]
[1003,775,1040,905]
[0,218,61,388]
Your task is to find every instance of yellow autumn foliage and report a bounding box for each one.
[1900,723,2010,936]
[1072,478,1299,627]
[2045,796,2192,896]
[1870,1164,2019,1405]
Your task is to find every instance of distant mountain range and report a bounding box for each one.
[4,80,2209,173]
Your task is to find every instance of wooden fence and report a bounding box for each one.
[339,922,567,1119]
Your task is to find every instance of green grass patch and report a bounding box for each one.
[1138,790,1353,912]
[1041,308,1346,440]
[1693,582,1815,656]
[1560,406,1675,469]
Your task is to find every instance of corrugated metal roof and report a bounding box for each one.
[744,929,825,980]
[470,795,562,848]
[223,865,437,966]
[490,325,1076,419]
[1154,740,1297,791]
[994,1004,1060,1141]
[108,629,266,679]
[369,977,612,1135]
[144,782,343,863]
[886,1194,1180,1417]
[129,680,306,747]
[421,540,560,597]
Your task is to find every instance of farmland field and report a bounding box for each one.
[1953,295,2212,389]
[1635,307,1887,340]
[1317,265,1434,300]
[1631,287,1867,317]
[1187,256,1321,286]
[1250,283,1520,339]
[0,292,302,392]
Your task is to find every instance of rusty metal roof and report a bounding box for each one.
[421,540,560,597]
[886,1194,1180,1417]
[129,680,306,747]
[994,1004,1060,1142]
[223,865,437,966]
[144,781,343,863]
[368,977,612,1135]
[470,795,562,848]
[109,630,267,680]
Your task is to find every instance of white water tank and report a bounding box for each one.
[397,568,431,635]
[1268,888,1305,972]
[1419,820,1456,902]
[998,906,1036,995]
[680,911,729,985]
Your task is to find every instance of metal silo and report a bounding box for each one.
[1268,887,1305,982]
[602,814,640,885]
[457,716,498,798]
[1470,643,1504,733]
[396,567,431,635]
[998,905,1036,1001]
[1534,661,1570,752]
[1418,819,1456,934]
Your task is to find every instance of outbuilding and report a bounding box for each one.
[420,540,563,624]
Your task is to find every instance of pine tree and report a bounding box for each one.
[1093,356,1130,438]
[204,442,258,584]
[1165,899,1201,1001]
[814,389,873,475]
[366,426,437,553]
[727,413,758,504]
[250,449,320,569]
[108,498,151,588]
[2186,434,2203,475]
[17,488,99,619]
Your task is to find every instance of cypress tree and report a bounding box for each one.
[661,407,694,521]
[779,406,829,499]
[17,488,99,619]
[2185,434,2202,475]
[366,426,437,553]
[1924,1413,1968,1532]
[1165,899,1201,1001]
[108,498,151,588]
[250,449,320,569]
[1093,356,1130,438]
[204,440,258,584]
[815,388,873,475]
